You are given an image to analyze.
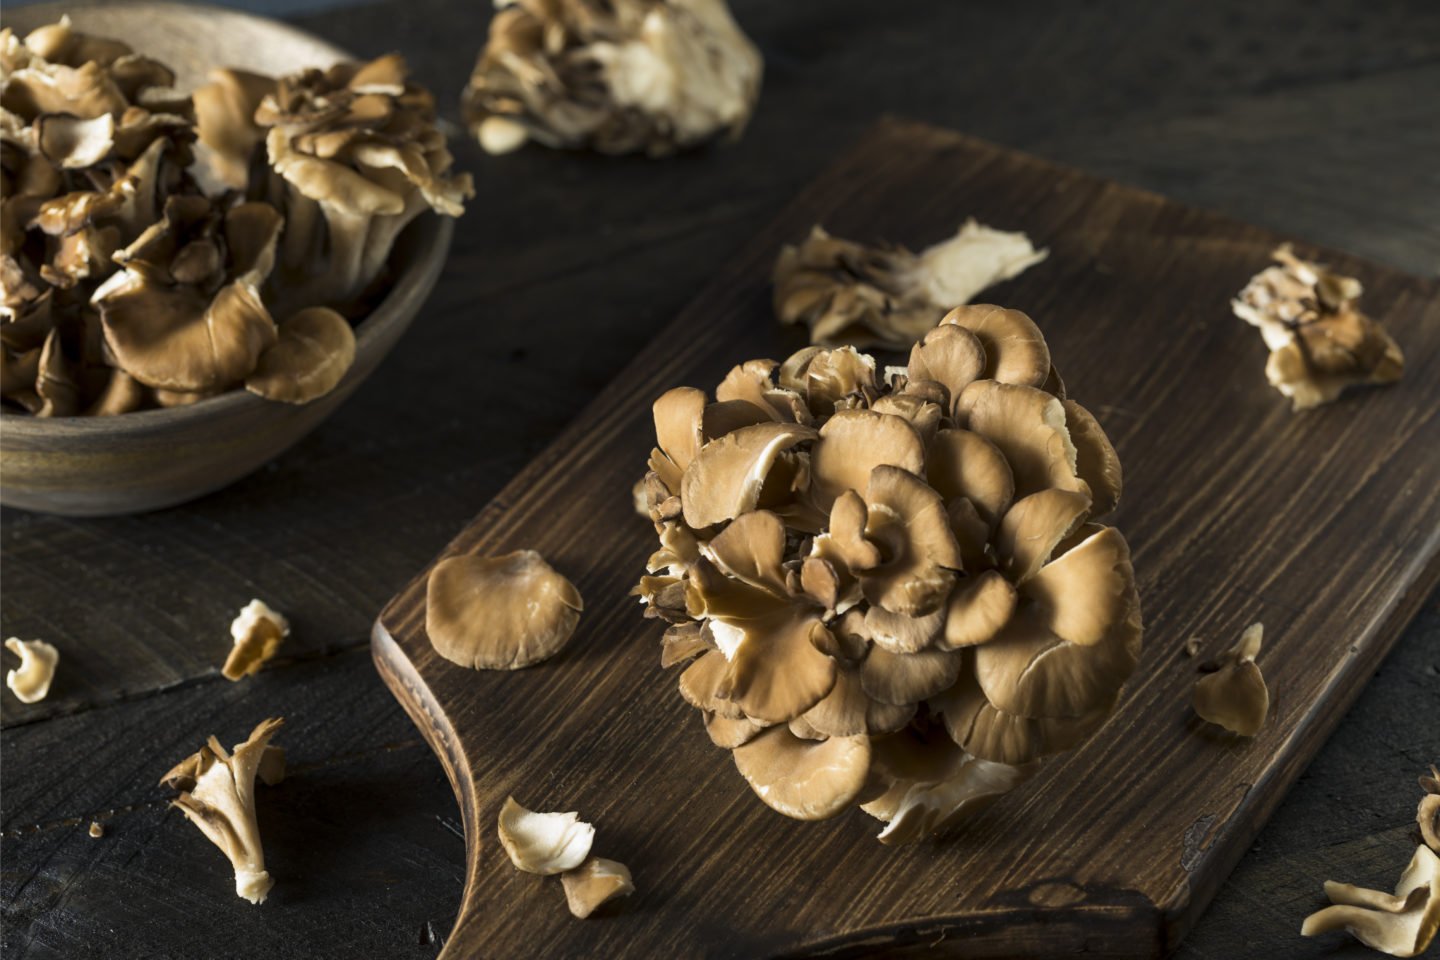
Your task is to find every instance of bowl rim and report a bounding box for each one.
[0,1,451,438]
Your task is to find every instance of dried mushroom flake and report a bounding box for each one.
[1192,622,1268,736]
[462,0,762,157]
[774,220,1048,350]
[162,717,284,904]
[1302,844,1440,958]
[1232,244,1404,410]
[221,599,290,680]
[426,550,583,670]
[4,637,58,703]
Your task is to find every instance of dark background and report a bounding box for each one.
[2,0,1438,957]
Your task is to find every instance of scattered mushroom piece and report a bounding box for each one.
[561,858,635,919]
[497,796,595,875]
[1301,845,1440,958]
[462,0,762,157]
[1419,766,1439,854]
[426,550,583,670]
[164,717,284,904]
[1232,244,1404,411]
[4,637,58,703]
[773,222,1048,349]
[1193,622,1269,736]
[635,307,1140,838]
[88,821,104,839]
[222,599,290,681]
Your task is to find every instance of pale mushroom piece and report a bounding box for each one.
[941,304,1051,388]
[166,717,284,904]
[244,307,356,404]
[732,726,871,820]
[1193,622,1268,736]
[463,0,763,157]
[496,796,594,876]
[870,753,1033,845]
[4,637,59,703]
[935,667,1114,765]
[772,222,1047,350]
[1301,845,1440,957]
[1420,766,1440,854]
[222,599,290,681]
[425,551,583,670]
[562,858,635,919]
[88,821,104,839]
[1232,244,1404,411]
[680,421,817,528]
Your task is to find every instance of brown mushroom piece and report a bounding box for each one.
[954,380,1086,499]
[1193,622,1268,736]
[1301,845,1440,958]
[809,409,925,512]
[426,550,583,670]
[942,304,1051,388]
[732,726,871,820]
[773,222,1047,349]
[858,465,964,617]
[1233,244,1404,411]
[461,0,763,157]
[222,599,290,681]
[244,306,356,404]
[680,421,817,528]
[561,858,635,919]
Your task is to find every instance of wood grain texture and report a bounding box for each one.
[3,0,1438,956]
[373,120,1440,959]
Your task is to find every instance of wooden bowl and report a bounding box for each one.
[0,3,453,516]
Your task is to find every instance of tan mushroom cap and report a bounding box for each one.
[861,645,962,705]
[941,304,1050,388]
[935,667,1114,765]
[562,858,635,919]
[955,379,1085,500]
[863,604,945,654]
[995,488,1091,583]
[425,550,583,670]
[704,711,770,749]
[1023,522,1136,647]
[798,665,915,737]
[732,726,871,820]
[872,752,1032,845]
[680,421,817,528]
[810,409,924,511]
[652,386,706,475]
[496,796,594,876]
[193,68,277,188]
[1062,400,1122,518]
[861,465,964,616]
[678,651,743,719]
[244,307,355,404]
[1301,844,1440,958]
[1193,622,1268,736]
[35,111,115,168]
[906,323,985,405]
[719,611,837,723]
[941,571,1017,649]
[926,428,1014,528]
[811,489,882,574]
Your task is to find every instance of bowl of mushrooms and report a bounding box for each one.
[0,4,472,515]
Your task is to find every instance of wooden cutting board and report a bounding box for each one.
[373,118,1440,959]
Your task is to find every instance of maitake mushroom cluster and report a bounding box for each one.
[461,0,762,157]
[1,19,470,417]
[1232,244,1404,411]
[635,304,1142,843]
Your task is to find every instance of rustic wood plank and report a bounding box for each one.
[373,120,1440,958]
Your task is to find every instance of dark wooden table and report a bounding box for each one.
[2,1,1437,957]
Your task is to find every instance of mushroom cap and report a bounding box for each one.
[732,726,872,820]
[941,304,1050,388]
[1062,399,1122,517]
[955,379,1085,499]
[798,665,916,737]
[562,858,635,919]
[244,307,355,404]
[926,428,1014,528]
[810,409,925,511]
[995,488,1092,583]
[1301,844,1440,958]
[496,796,595,876]
[681,421,817,528]
[907,323,985,405]
[940,571,1017,649]
[860,465,963,616]
[1193,622,1268,736]
[425,550,583,670]
[872,752,1032,845]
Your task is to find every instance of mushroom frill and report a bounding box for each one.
[635,304,1143,843]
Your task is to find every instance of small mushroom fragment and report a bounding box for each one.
[426,550,583,670]
[1420,766,1440,854]
[497,796,595,875]
[1193,623,1268,736]
[462,0,763,157]
[244,306,356,404]
[1232,244,1404,411]
[221,599,290,681]
[88,821,104,839]
[4,637,58,703]
[636,312,1140,839]
[1301,845,1440,958]
[561,858,635,919]
[163,717,284,904]
[773,221,1048,349]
